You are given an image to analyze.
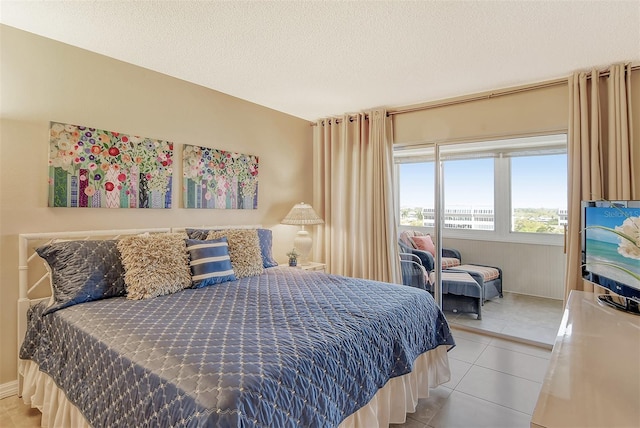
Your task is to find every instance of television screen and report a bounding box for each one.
[582,201,640,311]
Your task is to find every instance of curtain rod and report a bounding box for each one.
[585,63,640,79]
[387,78,566,117]
[388,64,639,117]
[310,64,639,126]
[310,77,563,126]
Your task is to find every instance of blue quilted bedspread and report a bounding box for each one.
[21,268,454,427]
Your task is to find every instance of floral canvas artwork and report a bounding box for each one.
[183,145,258,209]
[48,122,173,208]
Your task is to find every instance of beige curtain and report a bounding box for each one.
[313,108,401,284]
[565,63,637,301]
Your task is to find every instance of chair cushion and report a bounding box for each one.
[442,257,461,269]
[399,230,417,249]
[454,264,500,282]
[430,270,479,297]
[431,270,478,283]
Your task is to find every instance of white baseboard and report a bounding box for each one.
[0,380,18,399]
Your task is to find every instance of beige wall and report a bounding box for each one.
[444,238,566,300]
[0,25,313,386]
[394,70,639,178]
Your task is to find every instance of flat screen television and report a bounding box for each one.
[581,200,640,314]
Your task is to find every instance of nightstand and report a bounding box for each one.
[294,262,326,272]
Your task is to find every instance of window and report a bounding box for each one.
[443,158,494,231]
[398,162,434,227]
[511,154,567,234]
[395,134,567,244]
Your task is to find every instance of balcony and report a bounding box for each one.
[399,208,566,346]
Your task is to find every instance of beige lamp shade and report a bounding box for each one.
[281,202,324,265]
[281,202,324,226]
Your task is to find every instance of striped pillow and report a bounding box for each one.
[186,238,236,288]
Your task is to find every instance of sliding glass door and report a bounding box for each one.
[396,145,442,303]
[396,134,567,345]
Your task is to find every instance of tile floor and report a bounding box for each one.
[444,291,564,346]
[1,328,552,428]
[0,394,41,427]
[390,327,552,428]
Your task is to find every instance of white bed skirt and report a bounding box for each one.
[19,345,451,428]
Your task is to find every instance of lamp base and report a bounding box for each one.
[293,229,312,265]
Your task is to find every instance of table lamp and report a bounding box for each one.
[281,202,324,265]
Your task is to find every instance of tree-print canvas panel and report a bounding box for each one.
[48,122,173,208]
[183,144,258,209]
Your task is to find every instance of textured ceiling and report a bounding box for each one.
[1,1,639,121]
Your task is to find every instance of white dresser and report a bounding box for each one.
[531,290,640,428]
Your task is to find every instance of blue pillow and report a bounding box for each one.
[257,229,278,268]
[185,228,209,240]
[36,240,126,315]
[186,238,236,288]
[186,228,278,268]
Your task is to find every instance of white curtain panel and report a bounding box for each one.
[565,63,636,300]
[313,109,401,284]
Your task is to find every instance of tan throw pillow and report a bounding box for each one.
[206,229,264,279]
[117,233,191,300]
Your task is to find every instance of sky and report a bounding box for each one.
[400,154,567,209]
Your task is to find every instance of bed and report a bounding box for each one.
[17,227,455,427]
